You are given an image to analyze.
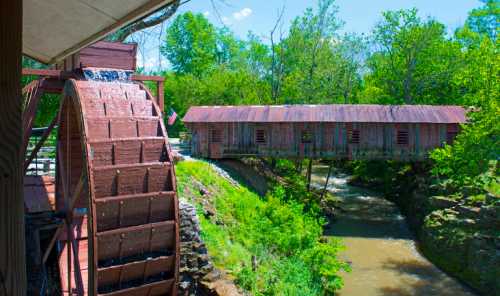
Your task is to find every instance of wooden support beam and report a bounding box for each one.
[320,161,333,199]
[22,80,44,157]
[131,74,165,82]
[24,114,58,172]
[42,175,84,265]
[0,1,27,295]
[157,80,165,114]
[306,159,313,191]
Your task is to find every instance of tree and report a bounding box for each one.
[108,0,182,42]
[283,0,344,103]
[162,12,218,76]
[465,0,499,41]
[366,9,463,104]
[245,32,270,79]
[431,102,499,192]
[331,34,367,103]
[453,26,499,107]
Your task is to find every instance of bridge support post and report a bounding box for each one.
[306,159,313,191]
[0,1,27,295]
[321,161,333,199]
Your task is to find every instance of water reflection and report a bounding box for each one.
[311,164,476,296]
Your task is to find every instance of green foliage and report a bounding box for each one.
[430,103,499,192]
[164,67,271,136]
[365,8,463,104]
[453,25,499,107]
[465,0,499,41]
[175,160,349,295]
[162,12,218,76]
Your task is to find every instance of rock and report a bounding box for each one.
[178,200,240,295]
[428,196,458,210]
[455,205,481,219]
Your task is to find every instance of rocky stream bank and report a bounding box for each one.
[178,200,242,296]
[349,175,499,296]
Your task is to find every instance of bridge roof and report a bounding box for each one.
[183,104,467,124]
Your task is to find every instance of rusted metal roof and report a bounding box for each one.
[183,105,467,124]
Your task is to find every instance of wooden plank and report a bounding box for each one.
[24,114,58,172]
[95,192,175,232]
[23,175,56,213]
[0,1,26,294]
[156,81,164,114]
[79,42,137,71]
[131,75,165,82]
[58,239,89,296]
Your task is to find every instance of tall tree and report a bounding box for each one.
[367,9,462,104]
[332,34,367,103]
[453,25,499,107]
[162,12,218,76]
[466,0,499,41]
[282,0,344,103]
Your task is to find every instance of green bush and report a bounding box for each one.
[430,103,499,194]
[176,160,349,295]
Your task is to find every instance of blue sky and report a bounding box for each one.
[137,0,482,70]
[179,0,480,38]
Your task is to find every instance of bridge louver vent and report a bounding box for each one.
[256,129,266,144]
[397,130,409,145]
[349,130,360,144]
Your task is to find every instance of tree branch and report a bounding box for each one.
[113,0,183,42]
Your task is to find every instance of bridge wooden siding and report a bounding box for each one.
[183,105,466,160]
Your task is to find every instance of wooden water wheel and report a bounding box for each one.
[54,78,179,295]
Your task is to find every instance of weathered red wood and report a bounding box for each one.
[22,79,44,156]
[95,192,175,232]
[157,81,165,114]
[78,42,137,71]
[100,278,175,296]
[0,1,26,294]
[24,114,58,172]
[132,75,165,82]
[59,239,89,296]
[97,255,175,288]
[24,176,56,213]
[56,78,178,295]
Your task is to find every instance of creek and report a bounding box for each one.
[310,164,476,296]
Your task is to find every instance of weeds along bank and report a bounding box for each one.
[175,160,349,295]
[346,160,499,295]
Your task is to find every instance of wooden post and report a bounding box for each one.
[157,80,165,114]
[306,158,313,191]
[320,161,333,199]
[0,1,27,295]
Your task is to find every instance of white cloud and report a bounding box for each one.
[221,16,232,26]
[233,8,252,21]
[203,11,210,17]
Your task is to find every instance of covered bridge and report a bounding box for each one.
[183,104,467,160]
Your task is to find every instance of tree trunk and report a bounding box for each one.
[0,1,27,295]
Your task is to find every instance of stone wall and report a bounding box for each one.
[384,184,499,295]
[179,201,243,296]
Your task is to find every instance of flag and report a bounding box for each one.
[167,108,177,126]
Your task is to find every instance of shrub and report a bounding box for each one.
[430,103,499,194]
[176,160,349,295]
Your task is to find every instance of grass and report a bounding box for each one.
[175,160,349,295]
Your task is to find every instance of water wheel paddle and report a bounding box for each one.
[56,78,179,295]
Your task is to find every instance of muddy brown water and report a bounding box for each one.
[311,165,476,296]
